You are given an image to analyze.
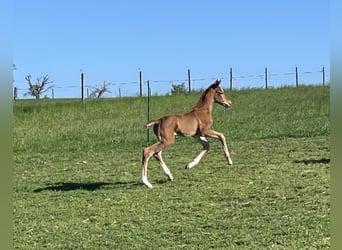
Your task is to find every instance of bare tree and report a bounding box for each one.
[25,74,54,99]
[89,81,111,98]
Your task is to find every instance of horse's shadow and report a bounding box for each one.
[292,158,330,165]
[33,180,141,193]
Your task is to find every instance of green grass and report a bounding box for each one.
[13,85,330,249]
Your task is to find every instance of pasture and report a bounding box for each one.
[13,85,330,249]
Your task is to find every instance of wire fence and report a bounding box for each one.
[13,66,329,100]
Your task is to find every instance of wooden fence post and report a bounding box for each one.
[229,67,233,91]
[139,70,143,97]
[322,66,325,86]
[13,87,18,100]
[81,72,85,102]
[264,67,268,89]
[146,80,151,145]
[187,68,191,93]
[295,67,299,87]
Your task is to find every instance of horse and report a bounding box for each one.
[141,79,232,188]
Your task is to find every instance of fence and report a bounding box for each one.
[13,66,328,100]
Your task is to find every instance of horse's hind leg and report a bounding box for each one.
[186,136,209,169]
[141,142,166,188]
[154,151,173,181]
[142,120,175,188]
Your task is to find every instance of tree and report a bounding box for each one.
[25,74,54,99]
[89,81,111,98]
[171,82,187,95]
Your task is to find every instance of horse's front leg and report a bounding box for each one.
[205,130,232,166]
[186,136,209,169]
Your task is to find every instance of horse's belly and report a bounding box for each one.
[172,114,199,137]
[175,123,197,137]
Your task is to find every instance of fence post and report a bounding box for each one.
[187,68,191,93]
[51,88,54,99]
[13,87,18,100]
[146,80,151,145]
[139,70,143,97]
[81,72,85,102]
[322,66,325,86]
[295,66,299,87]
[264,67,268,89]
[229,67,233,91]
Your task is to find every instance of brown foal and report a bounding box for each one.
[141,79,232,188]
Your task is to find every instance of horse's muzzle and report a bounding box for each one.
[224,101,232,108]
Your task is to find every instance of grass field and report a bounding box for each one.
[13,85,330,249]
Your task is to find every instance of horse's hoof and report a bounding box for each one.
[142,178,153,188]
[185,162,195,169]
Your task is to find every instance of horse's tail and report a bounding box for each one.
[144,119,159,129]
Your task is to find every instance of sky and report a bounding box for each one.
[13,0,330,98]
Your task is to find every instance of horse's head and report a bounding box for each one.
[213,80,232,108]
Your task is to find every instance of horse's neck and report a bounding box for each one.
[193,89,214,113]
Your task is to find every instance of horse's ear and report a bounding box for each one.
[210,79,221,89]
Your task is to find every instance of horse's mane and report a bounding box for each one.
[193,82,217,109]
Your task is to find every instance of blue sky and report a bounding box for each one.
[13,0,330,98]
